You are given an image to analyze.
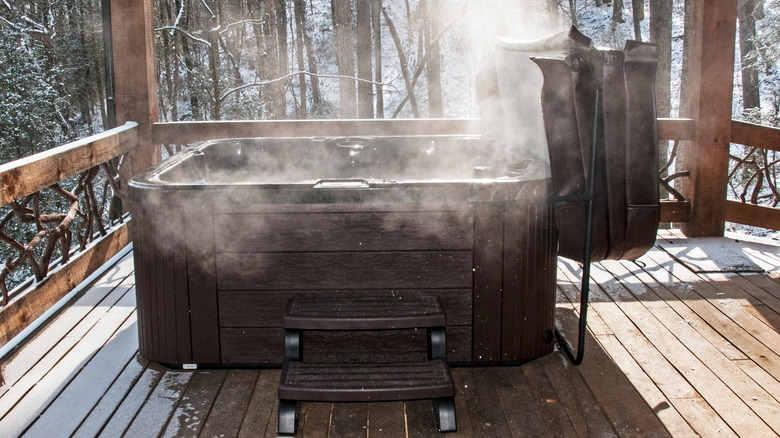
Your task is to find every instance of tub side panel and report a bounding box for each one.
[472,204,505,362]
[170,209,192,362]
[216,251,473,290]
[501,201,557,361]
[185,201,220,364]
[130,196,193,365]
[214,211,474,252]
[129,201,153,361]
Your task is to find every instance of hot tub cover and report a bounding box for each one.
[479,27,660,263]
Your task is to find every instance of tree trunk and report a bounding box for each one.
[737,0,761,111]
[180,1,201,120]
[297,0,322,114]
[260,0,284,119]
[158,0,175,122]
[208,24,221,119]
[356,0,374,118]
[332,0,357,118]
[382,7,419,118]
[678,0,692,115]
[650,0,673,198]
[372,0,384,118]
[276,0,289,118]
[294,0,308,118]
[569,0,577,27]
[613,0,624,23]
[424,0,442,117]
[650,0,672,119]
[632,0,643,40]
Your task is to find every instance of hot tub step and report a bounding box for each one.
[277,292,456,435]
[284,292,446,330]
[277,361,456,434]
[278,360,454,402]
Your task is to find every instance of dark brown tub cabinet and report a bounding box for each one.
[128,136,558,367]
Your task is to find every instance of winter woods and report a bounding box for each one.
[2,1,779,143]
[153,0,457,121]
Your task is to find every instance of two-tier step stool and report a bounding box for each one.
[277,292,457,435]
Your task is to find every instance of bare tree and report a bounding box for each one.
[276,0,289,117]
[737,0,762,112]
[357,0,374,118]
[296,0,323,115]
[293,0,308,118]
[650,0,673,196]
[632,0,644,40]
[613,0,624,23]
[383,7,420,118]
[372,0,384,118]
[423,0,442,117]
[332,0,357,118]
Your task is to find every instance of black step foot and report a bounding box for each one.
[277,399,297,435]
[436,397,457,432]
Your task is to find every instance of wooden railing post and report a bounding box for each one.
[676,0,737,237]
[110,0,160,180]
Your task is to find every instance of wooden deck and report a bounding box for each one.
[1,230,779,437]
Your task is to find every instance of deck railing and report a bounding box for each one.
[0,116,777,348]
[0,122,138,345]
[726,120,780,230]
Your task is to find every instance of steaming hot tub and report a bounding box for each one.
[128,136,557,367]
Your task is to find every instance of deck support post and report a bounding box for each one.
[676,0,737,237]
[111,0,160,181]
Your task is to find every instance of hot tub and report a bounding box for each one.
[128,136,557,367]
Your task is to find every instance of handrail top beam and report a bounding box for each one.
[0,122,139,207]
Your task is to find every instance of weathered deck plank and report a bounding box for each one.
[122,370,193,437]
[237,369,278,437]
[199,370,258,438]
[96,363,166,437]
[0,253,134,390]
[0,282,136,437]
[73,354,149,438]
[0,234,779,437]
[643,249,780,381]
[23,317,139,437]
[590,262,776,436]
[366,402,406,437]
[298,402,332,438]
[160,370,227,438]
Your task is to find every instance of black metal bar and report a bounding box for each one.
[555,88,601,366]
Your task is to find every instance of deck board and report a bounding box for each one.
[73,354,149,438]
[160,370,227,438]
[237,369,278,438]
[1,232,779,437]
[199,370,258,438]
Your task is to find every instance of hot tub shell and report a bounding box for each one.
[128,136,558,366]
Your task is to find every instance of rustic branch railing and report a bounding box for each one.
[0,122,138,345]
[657,118,696,223]
[726,120,780,230]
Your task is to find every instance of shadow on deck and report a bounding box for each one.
[1,230,779,437]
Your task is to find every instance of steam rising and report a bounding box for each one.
[152,136,549,186]
[463,2,570,176]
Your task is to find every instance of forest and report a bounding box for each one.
[1,0,778,155]
[1,0,779,293]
